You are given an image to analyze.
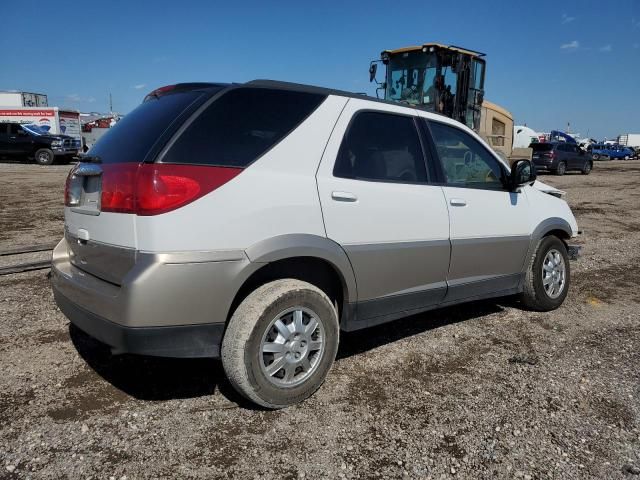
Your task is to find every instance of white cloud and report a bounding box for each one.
[560,40,579,50]
[561,13,575,24]
[599,44,612,52]
[133,84,146,90]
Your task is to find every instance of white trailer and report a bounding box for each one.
[0,106,81,148]
[617,134,640,148]
[0,91,48,107]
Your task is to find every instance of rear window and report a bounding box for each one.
[161,88,326,167]
[530,143,554,152]
[88,90,211,164]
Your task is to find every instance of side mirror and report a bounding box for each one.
[510,159,536,190]
[369,63,378,83]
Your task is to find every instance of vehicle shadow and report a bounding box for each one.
[69,324,253,407]
[337,299,507,360]
[69,298,511,405]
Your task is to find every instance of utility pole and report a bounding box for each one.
[109,93,113,114]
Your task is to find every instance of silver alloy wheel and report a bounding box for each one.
[542,249,566,299]
[259,307,325,388]
[38,152,50,163]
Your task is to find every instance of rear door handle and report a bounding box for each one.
[450,198,467,207]
[331,191,358,202]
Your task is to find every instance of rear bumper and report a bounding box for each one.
[51,237,259,358]
[55,289,224,357]
[52,148,78,156]
[532,160,555,171]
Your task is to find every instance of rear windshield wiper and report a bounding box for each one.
[78,155,102,164]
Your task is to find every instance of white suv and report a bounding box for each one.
[52,81,581,408]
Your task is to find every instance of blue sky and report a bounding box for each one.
[2,0,638,139]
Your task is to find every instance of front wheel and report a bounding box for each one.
[581,161,592,175]
[222,279,339,409]
[34,148,54,166]
[520,236,570,311]
[555,161,566,175]
[624,155,630,160]
[592,153,600,160]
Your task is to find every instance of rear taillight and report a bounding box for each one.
[64,169,73,205]
[100,163,242,215]
[64,166,82,207]
[544,151,555,159]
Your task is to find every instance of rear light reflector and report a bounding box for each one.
[100,163,242,215]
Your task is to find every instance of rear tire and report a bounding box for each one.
[34,149,54,166]
[520,235,570,311]
[555,161,566,175]
[581,161,592,175]
[222,279,339,409]
[592,153,600,160]
[624,155,630,160]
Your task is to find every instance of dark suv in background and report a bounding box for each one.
[0,122,78,165]
[531,142,592,175]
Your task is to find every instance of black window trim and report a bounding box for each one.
[332,108,433,186]
[425,118,511,192]
[156,85,328,168]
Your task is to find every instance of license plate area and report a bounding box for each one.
[68,163,103,216]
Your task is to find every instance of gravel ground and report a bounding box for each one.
[1,160,639,479]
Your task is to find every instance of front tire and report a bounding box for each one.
[592,153,600,160]
[222,279,339,409]
[520,236,570,311]
[581,161,592,175]
[34,148,54,166]
[555,161,566,175]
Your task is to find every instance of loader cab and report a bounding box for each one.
[372,43,486,132]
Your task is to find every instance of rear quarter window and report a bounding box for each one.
[162,88,326,167]
[89,90,210,164]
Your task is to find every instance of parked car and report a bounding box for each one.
[589,144,634,160]
[52,81,581,408]
[0,122,79,165]
[530,142,593,175]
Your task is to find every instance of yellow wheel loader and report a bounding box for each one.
[369,43,531,162]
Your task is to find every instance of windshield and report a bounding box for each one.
[385,51,438,106]
[22,124,47,135]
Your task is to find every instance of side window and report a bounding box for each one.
[9,124,22,135]
[333,111,427,183]
[429,121,506,189]
[491,118,506,147]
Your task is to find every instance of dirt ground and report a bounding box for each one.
[1,160,639,480]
